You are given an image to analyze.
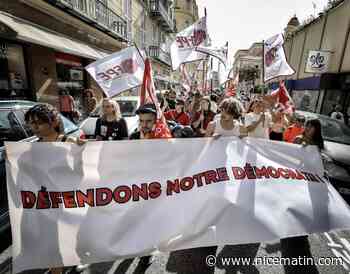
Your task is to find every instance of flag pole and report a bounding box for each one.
[133,42,146,63]
[210,57,213,93]
[202,59,206,94]
[262,40,265,96]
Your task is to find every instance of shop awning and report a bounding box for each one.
[0,12,110,60]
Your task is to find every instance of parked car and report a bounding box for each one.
[79,96,140,139]
[297,111,350,203]
[0,100,85,234]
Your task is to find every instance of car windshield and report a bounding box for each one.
[92,99,138,117]
[116,100,138,116]
[319,117,350,145]
[0,109,29,146]
[60,114,78,134]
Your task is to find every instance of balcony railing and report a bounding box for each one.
[149,45,172,67]
[47,0,128,41]
[150,0,175,33]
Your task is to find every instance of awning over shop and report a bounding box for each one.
[0,12,110,60]
[269,77,321,91]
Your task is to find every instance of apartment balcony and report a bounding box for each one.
[150,0,175,33]
[46,0,128,41]
[149,45,172,67]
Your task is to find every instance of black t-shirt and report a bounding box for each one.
[167,99,176,110]
[94,118,128,140]
[129,131,141,140]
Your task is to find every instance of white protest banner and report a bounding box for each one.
[170,16,208,70]
[6,138,350,273]
[264,34,295,82]
[305,50,332,74]
[85,46,144,98]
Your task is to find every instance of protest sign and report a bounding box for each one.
[6,138,350,273]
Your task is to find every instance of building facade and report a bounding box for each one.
[278,0,350,121]
[124,0,175,92]
[0,0,129,107]
[232,42,263,95]
[173,0,199,91]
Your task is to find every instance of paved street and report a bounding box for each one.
[1,229,350,274]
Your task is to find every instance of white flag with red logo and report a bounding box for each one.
[170,16,208,70]
[140,58,172,139]
[264,34,295,82]
[85,46,144,98]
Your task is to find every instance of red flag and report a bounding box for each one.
[140,58,172,139]
[269,81,295,113]
[225,73,239,97]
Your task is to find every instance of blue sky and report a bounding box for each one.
[196,0,329,63]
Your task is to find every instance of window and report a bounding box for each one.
[55,52,85,104]
[292,90,320,113]
[152,23,158,45]
[321,89,345,116]
[140,9,146,48]
[123,0,132,42]
[0,110,28,146]
[0,43,28,99]
[96,0,108,26]
[186,0,191,12]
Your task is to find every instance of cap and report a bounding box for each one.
[135,103,157,115]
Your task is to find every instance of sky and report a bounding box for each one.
[196,0,329,64]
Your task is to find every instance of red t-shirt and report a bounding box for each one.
[283,125,304,143]
[60,95,74,112]
[164,110,190,126]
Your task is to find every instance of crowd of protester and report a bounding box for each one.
[23,86,328,274]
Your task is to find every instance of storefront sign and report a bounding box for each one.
[55,52,82,67]
[305,50,332,74]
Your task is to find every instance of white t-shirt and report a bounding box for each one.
[245,112,272,139]
[214,119,241,137]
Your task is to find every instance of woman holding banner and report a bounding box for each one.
[245,99,272,139]
[205,97,247,138]
[280,118,325,273]
[294,118,324,150]
[94,98,128,141]
[24,103,85,274]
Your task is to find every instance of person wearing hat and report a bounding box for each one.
[164,98,190,126]
[172,124,194,138]
[283,114,305,143]
[128,103,158,267]
[130,103,157,140]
